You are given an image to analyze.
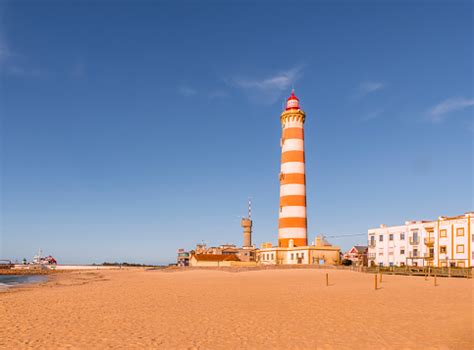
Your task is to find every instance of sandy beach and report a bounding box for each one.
[0,268,472,349]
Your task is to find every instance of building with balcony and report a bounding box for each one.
[367,212,473,267]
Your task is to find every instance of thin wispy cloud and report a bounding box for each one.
[0,37,46,78]
[178,86,197,97]
[353,81,386,100]
[360,109,384,123]
[208,90,229,99]
[230,66,303,104]
[427,97,474,123]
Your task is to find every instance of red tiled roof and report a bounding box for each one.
[192,254,240,262]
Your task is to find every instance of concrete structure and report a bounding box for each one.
[241,218,252,248]
[368,212,474,267]
[189,254,240,267]
[241,199,253,248]
[258,236,340,265]
[177,249,190,267]
[343,246,368,267]
[278,90,307,247]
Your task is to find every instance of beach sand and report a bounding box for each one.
[0,268,472,349]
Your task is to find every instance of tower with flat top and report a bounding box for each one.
[278,90,307,247]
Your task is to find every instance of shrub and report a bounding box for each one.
[341,259,352,266]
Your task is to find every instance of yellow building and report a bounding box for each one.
[258,236,340,266]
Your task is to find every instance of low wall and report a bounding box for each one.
[229,261,258,267]
[13,265,120,271]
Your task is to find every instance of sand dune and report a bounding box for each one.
[0,268,472,349]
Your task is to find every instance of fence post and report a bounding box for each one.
[326,273,329,287]
[374,274,378,290]
[379,271,382,283]
[434,273,437,287]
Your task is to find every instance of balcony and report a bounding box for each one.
[368,253,376,259]
[409,237,420,245]
[424,237,435,246]
[424,253,434,260]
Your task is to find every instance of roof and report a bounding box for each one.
[191,254,240,262]
[349,246,368,254]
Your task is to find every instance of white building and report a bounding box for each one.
[368,212,473,268]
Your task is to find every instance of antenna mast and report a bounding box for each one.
[248,197,252,220]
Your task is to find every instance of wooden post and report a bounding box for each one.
[434,274,437,287]
[326,273,329,287]
[374,273,378,290]
[379,272,382,283]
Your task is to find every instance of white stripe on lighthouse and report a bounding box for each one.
[282,139,305,153]
[279,206,307,218]
[281,162,306,174]
[280,184,306,197]
[278,228,307,238]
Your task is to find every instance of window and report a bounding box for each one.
[440,229,447,238]
[456,245,464,254]
[400,249,405,255]
[389,262,394,267]
[456,228,464,236]
[389,234,393,241]
[400,262,405,267]
[413,249,418,257]
[400,233,405,240]
[271,253,274,260]
[379,262,383,267]
[301,253,304,259]
[370,236,375,245]
[472,234,474,242]
[291,253,294,260]
[413,231,419,242]
[472,252,474,260]
[379,235,383,242]
[440,246,447,254]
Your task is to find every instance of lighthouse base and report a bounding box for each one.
[278,238,307,248]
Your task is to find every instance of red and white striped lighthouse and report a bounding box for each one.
[278,90,307,247]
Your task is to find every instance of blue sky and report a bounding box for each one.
[1,1,472,264]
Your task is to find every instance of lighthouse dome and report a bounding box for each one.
[285,90,300,110]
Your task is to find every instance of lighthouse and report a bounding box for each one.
[278,90,308,247]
